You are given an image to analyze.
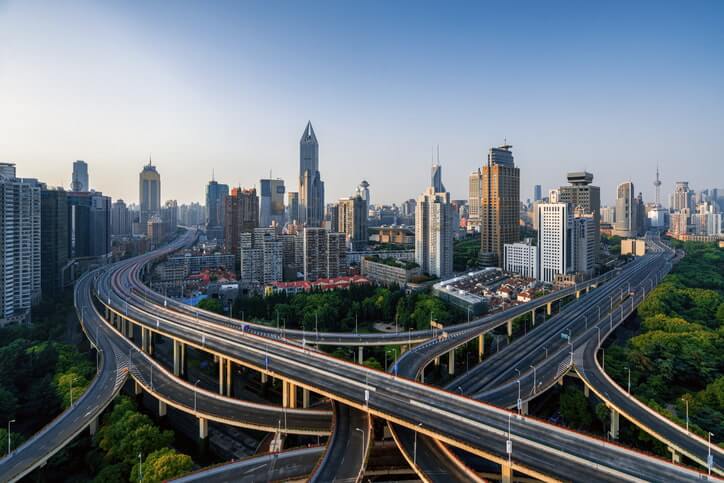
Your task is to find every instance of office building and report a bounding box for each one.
[614,181,637,237]
[139,159,161,227]
[537,202,574,283]
[302,228,346,281]
[480,144,520,267]
[111,199,132,236]
[206,179,229,241]
[468,168,483,230]
[533,184,542,202]
[260,178,286,227]
[0,163,41,325]
[337,194,368,250]
[287,191,299,223]
[71,160,89,192]
[669,209,690,237]
[358,180,371,206]
[299,121,325,226]
[600,206,616,225]
[573,215,595,276]
[558,171,600,261]
[431,163,446,193]
[503,238,537,279]
[147,215,167,247]
[415,186,453,278]
[670,181,692,212]
[161,199,178,233]
[68,191,112,258]
[224,187,259,255]
[40,186,69,298]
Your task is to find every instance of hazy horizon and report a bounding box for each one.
[2,1,723,207]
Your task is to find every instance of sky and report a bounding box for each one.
[1,0,723,207]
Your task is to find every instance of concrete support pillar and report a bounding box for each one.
[420,370,425,383]
[358,346,364,364]
[669,447,681,464]
[400,344,407,355]
[610,408,620,440]
[180,342,186,375]
[282,380,289,407]
[261,372,268,384]
[127,320,133,339]
[546,302,552,316]
[218,357,225,395]
[584,385,590,398]
[302,388,310,408]
[141,328,148,353]
[89,416,98,436]
[501,462,513,483]
[226,359,232,397]
[576,290,581,299]
[134,380,142,395]
[507,319,513,338]
[198,417,208,440]
[173,340,181,376]
[104,307,110,320]
[158,400,167,417]
[531,308,536,326]
[478,334,484,361]
[434,356,440,366]
[288,383,297,409]
[521,400,529,415]
[448,350,455,376]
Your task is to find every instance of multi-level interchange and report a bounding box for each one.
[0,229,721,483]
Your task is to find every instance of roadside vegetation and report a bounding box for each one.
[453,234,480,272]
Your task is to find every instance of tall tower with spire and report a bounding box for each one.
[654,165,662,206]
[139,157,161,228]
[298,121,325,226]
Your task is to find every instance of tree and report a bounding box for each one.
[197,297,224,314]
[0,386,18,421]
[130,448,193,482]
[0,428,24,457]
[560,387,593,429]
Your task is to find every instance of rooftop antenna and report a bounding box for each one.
[212,168,215,182]
[437,144,440,165]
[148,153,152,166]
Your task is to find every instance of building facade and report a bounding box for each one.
[224,187,259,256]
[302,227,346,281]
[260,178,286,227]
[415,186,453,278]
[299,122,325,226]
[205,179,229,241]
[503,238,538,279]
[68,191,111,258]
[337,194,368,250]
[537,202,574,283]
[614,181,637,237]
[71,160,89,192]
[558,171,600,261]
[41,186,69,298]
[111,199,132,236]
[139,160,161,227]
[468,168,482,230]
[480,144,520,267]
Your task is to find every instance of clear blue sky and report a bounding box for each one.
[1,0,722,206]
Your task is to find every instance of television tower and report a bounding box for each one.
[653,164,662,206]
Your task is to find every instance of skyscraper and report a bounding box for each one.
[111,199,132,236]
[139,158,161,227]
[415,185,453,279]
[161,199,179,233]
[537,202,575,283]
[259,178,286,227]
[337,194,368,250]
[40,185,69,298]
[205,179,229,241]
[71,160,89,192]
[533,184,542,202]
[287,191,299,223]
[68,191,112,258]
[670,181,692,212]
[480,144,520,267]
[468,168,482,230]
[358,180,371,206]
[224,187,259,256]
[614,181,637,237]
[1,163,41,326]
[299,122,325,226]
[431,163,446,193]
[558,171,600,261]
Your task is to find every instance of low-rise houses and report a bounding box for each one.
[264,275,370,296]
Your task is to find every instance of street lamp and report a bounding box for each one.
[507,413,512,466]
[355,427,365,465]
[530,365,537,394]
[708,432,714,476]
[516,379,521,415]
[193,379,201,412]
[413,423,423,466]
[7,419,15,455]
[138,452,143,482]
[625,366,631,394]
[681,397,689,434]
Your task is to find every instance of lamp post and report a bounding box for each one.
[193,379,201,412]
[708,432,714,476]
[625,366,631,394]
[7,419,15,455]
[681,397,689,434]
[530,365,537,394]
[138,452,143,482]
[355,427,365,465]
[507,413,512,466]
[516,379,521,415]
[413,423,423,466]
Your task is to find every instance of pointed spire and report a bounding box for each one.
[212,168,215,182]
[301,120,317,144]
[148,153,152,166]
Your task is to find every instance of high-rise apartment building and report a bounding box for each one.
[614,181,637,237]
[337,194,368,250]
[179,202,205,227]
[537,202,575,283]
[0,163,41,326]
[573,216,595,276]
[40,186,69,298]
[139,159,161,227]
[431,163,446,193]
[302,228,346,281]
[558,171,600,261]
[224,187,259,256]
[533,184,542,202]
[68,191,112,258]
[670,181,692,212]
[415,186,453,278]
[468,168,483,230]
[480,144,520,267]
[71,160,89,192]
[239,228,284,286]
[162,200,179,233]
[299,122,325,226]
[287,192,299,223]
[206,179,229,241]
[260,178,286,227]
[111,199,132,236]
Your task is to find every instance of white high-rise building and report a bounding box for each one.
[415,186,453,278]
[614,181,637,237]
[670,181,692,212]
[468,168,482,230]
[1,163,41,326]
[537,202,575,283]
[504,238,537,279]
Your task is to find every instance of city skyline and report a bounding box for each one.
[2,1,723,205]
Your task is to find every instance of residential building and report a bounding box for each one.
[302,227,346,281]
[337,194,368,250]
[71,160,89,192]
[224,187,259,255]
[361,256,421,285]
[369,225,414,245]
[613,181,637,237]
[41,186,69,298]
[239,228,284,284]
[600,206,616,225]
[161,199,178,233]
[68,191,111,258]
[503,238,537,279]
[573,215,595,276]
[558,171,600,261]
[415,185,453,278]
[670,181,692,212]
[147,215,167,247]
[206,179,229,241]
[299,121,325,226]
[179,202,205,227]
[260,178,285,227]
[287,191,299,223]
[139,159,161,227]
[480,144,520,267]
[0,163,41,325]
[468,168,482,230]
[537,202,575,283]
[111,199,132,236]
